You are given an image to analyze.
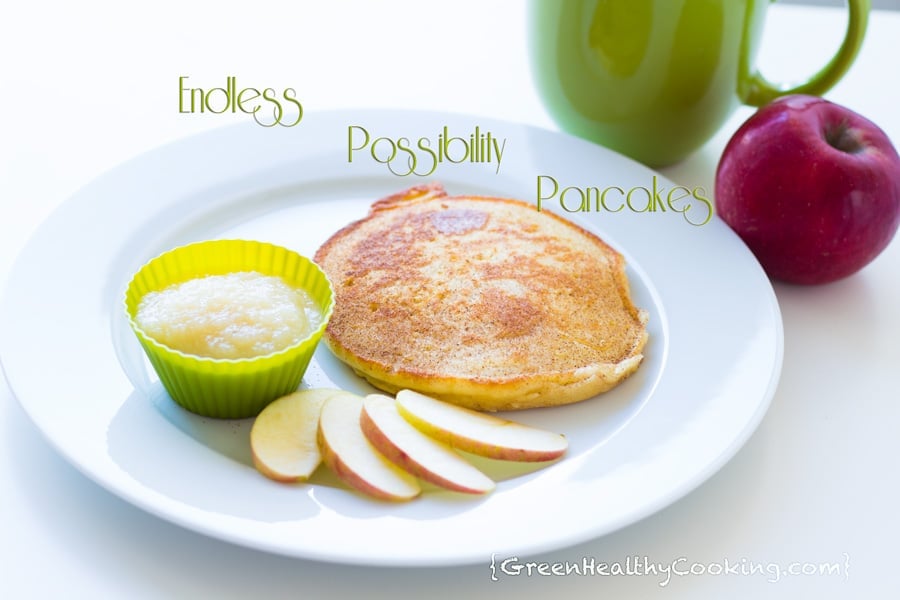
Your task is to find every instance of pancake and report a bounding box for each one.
[313,183,648,411]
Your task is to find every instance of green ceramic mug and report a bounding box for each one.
[529,0,870,167]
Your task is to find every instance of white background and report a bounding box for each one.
[2,1,899,598]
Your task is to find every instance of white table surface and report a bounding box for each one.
[2,2,898,598]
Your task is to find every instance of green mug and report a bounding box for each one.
[528,0,870,167]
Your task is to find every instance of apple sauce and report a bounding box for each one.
[135,271,321,359]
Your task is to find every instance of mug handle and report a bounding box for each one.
[739,0,870,106]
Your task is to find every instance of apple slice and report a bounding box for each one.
[318,392,421,501]
[395,390,568,462]
[361,394,495,495]
[250,389,336,482]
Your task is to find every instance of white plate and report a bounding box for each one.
[0,110,782,566]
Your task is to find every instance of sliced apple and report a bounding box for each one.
[360,394,495,495]
[250,389,337,482]
[318,392,421,501]
[395,390,568,462]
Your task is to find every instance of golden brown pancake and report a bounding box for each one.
[313,183,648,411]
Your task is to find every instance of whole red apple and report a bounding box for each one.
[715,94,900,285]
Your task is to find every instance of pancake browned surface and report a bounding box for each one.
[313,183,648,411]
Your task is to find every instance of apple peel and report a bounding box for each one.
[317,392,421,502]
[715,94,900,285]
[395,390,568,462]
[361,394,495,495]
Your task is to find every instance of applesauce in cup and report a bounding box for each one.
[135,271,322,360]
[124,239,334,419]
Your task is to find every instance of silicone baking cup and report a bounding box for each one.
[124,239,334,419]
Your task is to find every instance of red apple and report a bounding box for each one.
[715,95,900,285]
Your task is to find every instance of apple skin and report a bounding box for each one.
[317,392,421,502]
[360,394,495,495]
[394,390,567,462]
[715,95,900,285]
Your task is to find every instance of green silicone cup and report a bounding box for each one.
[124,239,334,419]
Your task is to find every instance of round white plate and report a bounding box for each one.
[0,110,782,566]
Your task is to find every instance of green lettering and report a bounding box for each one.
[204,85,230,114]
[370,137,398,165]
[251,88,282,127]
[626,186,653,213]
[280,88,303,127]
[442,126,468,163]
[191,87,204,113]
[237,87,261,114]
[536,175,558,212]
[559,186,585,213]
[388,137,416,176]
[651,176,666,212]
[600,186,625,212]
[178,76,191,113]
[415,138,439,176]
[687,187,713,226]
[347,126,369,162]
[666,186,692,220]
